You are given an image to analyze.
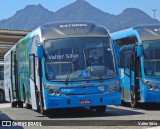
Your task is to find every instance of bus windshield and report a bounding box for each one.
[143,40,160,78]
[44,37,116,82]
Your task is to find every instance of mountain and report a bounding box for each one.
[54,0,113,22]
[0,4,55,30]
[108,8,160,32]
[0,0,159,32]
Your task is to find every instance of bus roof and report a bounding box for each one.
[39,21,109,40]
[111,24,160,42]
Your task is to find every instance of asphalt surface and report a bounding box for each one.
[0,102,160,129]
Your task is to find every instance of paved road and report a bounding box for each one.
[0,102,160,129]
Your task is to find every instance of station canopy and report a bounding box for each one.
[0,28,30,62]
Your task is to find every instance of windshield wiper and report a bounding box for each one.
[83,50,104,82]
[64,71,71,84]
[88,65,104,82]
[85,61,104,82]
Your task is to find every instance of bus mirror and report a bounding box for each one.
[37,45,43,59]
[136,43,142,57]
[145,69,152,76]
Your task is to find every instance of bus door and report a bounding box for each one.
[29,54,38,110]
[11,51,19,101]
[123,50,132,102]
[131,48,141,104]
[129,46,141,107]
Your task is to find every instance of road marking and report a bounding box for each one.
[0,103,10,108]
[146,126,160,129]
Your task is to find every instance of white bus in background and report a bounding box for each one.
[0,62,4,103]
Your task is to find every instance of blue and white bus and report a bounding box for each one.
[4,22,121,114]
[111,24,160,107]
[0,62,4,103]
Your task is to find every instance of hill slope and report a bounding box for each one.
[0,0,159,32]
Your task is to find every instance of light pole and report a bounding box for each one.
[152,9,157,23]
[121,20,126,29]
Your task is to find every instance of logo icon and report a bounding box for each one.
[2,121,11,126]
[81,70,88,77]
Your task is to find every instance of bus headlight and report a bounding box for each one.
[114,86,118,91]
[48,89,61,96]
[55,90,61,96]
[48,89,54,95]
[147,85,152,89]
[153,86,157,90]
[109,88,113,92]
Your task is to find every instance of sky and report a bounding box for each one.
[0,0,160,21]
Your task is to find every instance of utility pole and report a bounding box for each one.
[152,9,157,23]
[121,20,126,29]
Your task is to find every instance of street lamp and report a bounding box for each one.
[152,9,157,23]
[121,20,126,29]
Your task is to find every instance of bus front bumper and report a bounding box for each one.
[45,92,121,109]
[143,91,160,103]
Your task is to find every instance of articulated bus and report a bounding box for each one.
[111,24,160,107]
[0,62,4,103]
[4,22,121,114]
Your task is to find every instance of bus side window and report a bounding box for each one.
[29,54,35,81]
[119,47,125,68]
[136,58,141,77]
[124,52,131,76]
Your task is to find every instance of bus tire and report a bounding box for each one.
[122,100,129,107]
[95,105,106,114]
[0,90,5,103]
[9,89,11,102]
[26,103,32,109]
[41,108,48,115]
[18,101,23,108]
[11,101,17,107]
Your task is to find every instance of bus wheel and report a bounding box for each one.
[11,101,17,107]
[0,90,5,103]
[9,89,11,102]
[130,92,138,108]
[95,106,106,114]
[26,103,32,109]
[41,108,48,115]
[122,100,129,107]
[18,101,23,108]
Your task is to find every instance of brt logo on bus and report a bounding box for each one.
[81,70,89,77]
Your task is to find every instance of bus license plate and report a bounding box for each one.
[80,100,92,104]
